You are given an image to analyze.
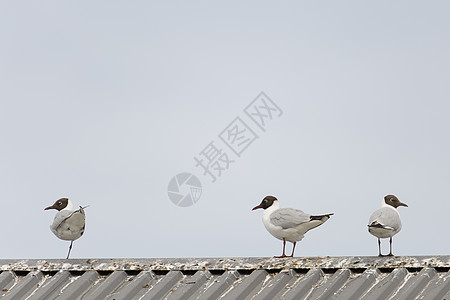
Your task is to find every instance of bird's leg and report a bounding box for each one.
[388,237,394,256]
[66,241,73,259]
[274,238,287,258]
[289,242,296,257]
[378,238,383,257]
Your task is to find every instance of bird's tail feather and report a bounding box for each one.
[310,213,334,222]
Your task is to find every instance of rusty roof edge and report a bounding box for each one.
[0,256,449,272]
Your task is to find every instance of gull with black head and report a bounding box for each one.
[45,198,86,259]
[368,194,408,256]
[252,196,333,258]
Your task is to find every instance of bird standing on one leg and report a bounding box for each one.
[368,194,408,256]
[44,198,86,259]
[252,196,333,258]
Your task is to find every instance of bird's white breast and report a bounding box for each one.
[262,204,307,242]
[51,210,85,241]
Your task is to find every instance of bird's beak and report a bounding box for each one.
[252,205,262,211]
[399,202,408,207]
[44,205,55,210]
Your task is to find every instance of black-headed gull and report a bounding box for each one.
[44,198,86,259]
[252,195,333,258]
[368,194,408,256]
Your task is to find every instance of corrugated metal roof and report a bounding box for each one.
[0,256,449,299]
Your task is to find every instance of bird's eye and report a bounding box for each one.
[58,201,62,205]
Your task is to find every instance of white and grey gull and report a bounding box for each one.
[44,198,86,259]
[368,194,408,256]
[252,195,333,258]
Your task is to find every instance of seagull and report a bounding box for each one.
[44,198,86,259]
[368,194,408,257]
[252,196,333,258]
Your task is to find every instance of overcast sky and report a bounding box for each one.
[1,1,449,259]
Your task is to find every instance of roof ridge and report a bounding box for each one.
[1,256,449,272]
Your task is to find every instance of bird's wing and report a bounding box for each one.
[51,208,85,232]
[368,207,400,231]
[270,208,311,229]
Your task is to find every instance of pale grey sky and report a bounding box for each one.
[1,1,449,259]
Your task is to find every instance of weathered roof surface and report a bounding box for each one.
[0,256,449,299]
